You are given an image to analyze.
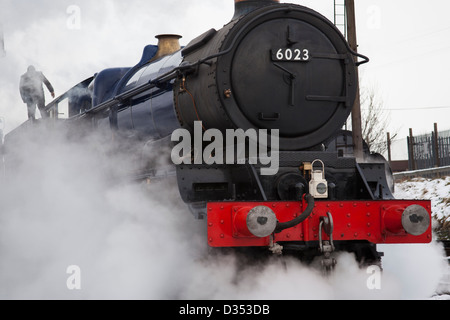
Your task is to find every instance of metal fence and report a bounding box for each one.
[408,126,450,170]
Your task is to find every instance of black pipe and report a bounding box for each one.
[274,193,315,233]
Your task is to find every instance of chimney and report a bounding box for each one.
[233,0,280,20]
[152,34,182,61]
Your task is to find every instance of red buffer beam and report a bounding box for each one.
[207,200,432,247]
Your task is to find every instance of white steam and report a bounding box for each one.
[0,125,206,299]
[0,124,447,300]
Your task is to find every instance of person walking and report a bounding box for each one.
[19,65,55,121]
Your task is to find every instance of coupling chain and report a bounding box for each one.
[319,212,336,273]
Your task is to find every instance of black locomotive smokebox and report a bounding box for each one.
[216,6,358,150]
[231,18,345,137]
[176,4,359,151]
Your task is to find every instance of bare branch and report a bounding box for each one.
[359,85,398,154]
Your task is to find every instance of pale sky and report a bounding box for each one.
[1,0,449,141]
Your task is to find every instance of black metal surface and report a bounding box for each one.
[324,129,370,156]
[230,18,347,137]
[175,148,394,206]
[276,172,308,200]
[182,29,217,57]
[356,162,394,200]
[176,163,269,203]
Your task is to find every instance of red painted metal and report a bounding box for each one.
[233,206,255,237]
[207,199,432,248]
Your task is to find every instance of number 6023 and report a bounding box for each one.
[272,48,310,62]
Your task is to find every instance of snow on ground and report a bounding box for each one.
[394,176,450,299]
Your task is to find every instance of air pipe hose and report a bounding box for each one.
[274,193,315,234]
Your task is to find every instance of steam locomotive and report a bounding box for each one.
[4,0,432,268]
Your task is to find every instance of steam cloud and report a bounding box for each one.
[0,124,446,300]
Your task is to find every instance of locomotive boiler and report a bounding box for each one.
[4,0,432,268]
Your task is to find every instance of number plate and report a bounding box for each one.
[271,48,310,62]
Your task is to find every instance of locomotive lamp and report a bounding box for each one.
[309,160,328,199]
